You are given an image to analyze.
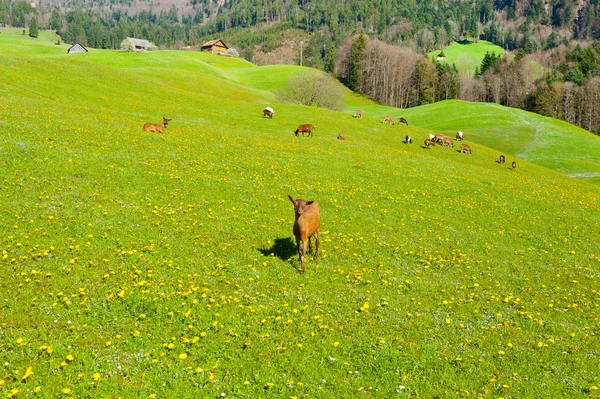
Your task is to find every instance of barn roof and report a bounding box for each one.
[126,37,150,48]
[201,39,228,49]
[67,43,88,53]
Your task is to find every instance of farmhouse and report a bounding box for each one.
[201,39,228,54]
[67,43,88,54]
[124,37,150,52]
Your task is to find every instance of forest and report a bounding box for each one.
[1,0,600,134]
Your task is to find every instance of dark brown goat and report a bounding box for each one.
[337,133,347,141]
[405,135,412,144]
[288,195,320,274]
[398,117,409,125]
[295,124,315,137]
[499,155,506,164]
[512,161,517,170]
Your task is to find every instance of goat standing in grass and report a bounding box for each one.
[288,195,320,274]
[337,133,347,141]
[456,131,464,141]
[512,161,517,170]
[460,144,472,154]
[353,110,362,118]
[405,135,412,144]
[499,155,506,164]
[424,139,436,148]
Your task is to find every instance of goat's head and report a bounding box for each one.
[288,195,314,217]
[163,117,172,125]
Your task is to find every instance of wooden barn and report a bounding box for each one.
[125,37,150,52]
[67,43,88,54]
[201,39,228,54]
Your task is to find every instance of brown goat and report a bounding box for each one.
[288,195,320,274]
[441,137,455,148]
[424,139,436,148]
[460,144,472,154]
[434,134,446,143]
[398,117,409,125]
[295,124,315,137]
[499,155,506,164]
[382,116,395,125]
[143,117,171,133]
[353,110,362,118]
[337,133,347,141]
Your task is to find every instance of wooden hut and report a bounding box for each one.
[67,43,88,54]
[125,37,150,52]
[201,39,228,54]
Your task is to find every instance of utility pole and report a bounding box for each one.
[300,41,303,66]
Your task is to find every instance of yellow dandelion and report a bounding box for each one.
[22,367,33,381]
[178,353,187,360]
[62,388,71,394]
[34,386,41,393]
[65,355,74,361]
[333,341,340,347]
[7,389,19,398]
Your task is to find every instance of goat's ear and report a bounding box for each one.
[288,195,295,204]
[306,201,314,205]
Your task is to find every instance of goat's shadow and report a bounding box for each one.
[258,237,297,261]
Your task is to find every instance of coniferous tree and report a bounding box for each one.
[29,17,38,38]
[347,32,365,90]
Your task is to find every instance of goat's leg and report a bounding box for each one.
[308,236,313,254]
[313,232,319,259]
[296,237,302,261]
[301,238,308,274]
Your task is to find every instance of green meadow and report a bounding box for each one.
[1,29,600,398]
[428,40,505,75]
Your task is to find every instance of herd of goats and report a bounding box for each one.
[262,107,517,170]
[140,109,516,273]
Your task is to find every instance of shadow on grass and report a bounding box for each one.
[258,237,297,261]
[457,39,474,45]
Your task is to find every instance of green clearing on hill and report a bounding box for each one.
[1,31,600,398]
[353,100,600,185]
[428,40,505,75]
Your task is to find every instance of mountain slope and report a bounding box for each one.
[1,32,600,398]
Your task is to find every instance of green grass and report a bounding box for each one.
[354,100,600,185]
[428,39,505,75]
[2,30,600,399]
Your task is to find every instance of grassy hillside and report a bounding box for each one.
[428,39,506,75]
[1,31,600,399]
[354,100,600,185]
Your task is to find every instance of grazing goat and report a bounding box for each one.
[441,137,455,148]
[424,139,436,148]
[295,124,315,137]
[353,110,362,118]
[288,195,320,274]
[499,155,506,164]
[512,161,517,170]
[460,144,472,154]
[337,133,347,141]
[405,135,412,144]
[143,117,171,133]
[456,131,464,141]
[263,107,274,118]
[382,116,395,125]
[398,117,409,125]
[434,134,446,143]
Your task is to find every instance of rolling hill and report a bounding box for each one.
[1,30,600,398]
